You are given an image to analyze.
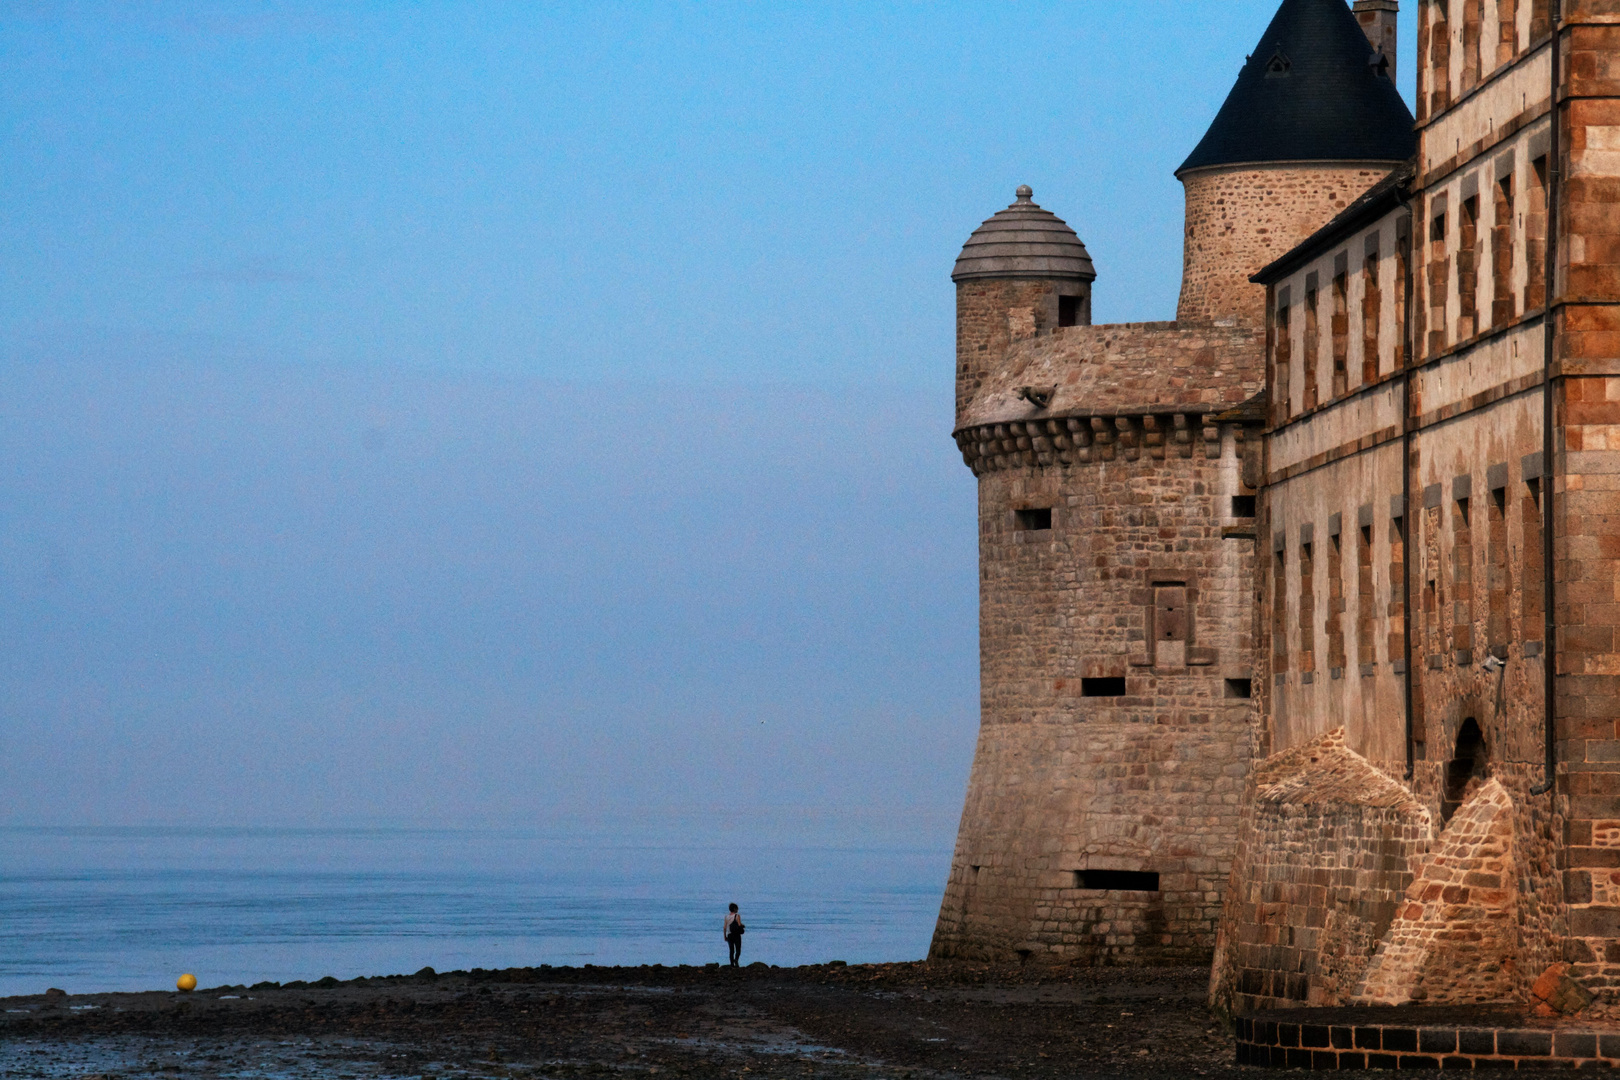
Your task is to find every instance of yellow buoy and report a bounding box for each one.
[176,973,197,992]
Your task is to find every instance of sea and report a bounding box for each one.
[0,826,952,999]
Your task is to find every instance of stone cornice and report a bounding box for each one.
[953,411,1265,476]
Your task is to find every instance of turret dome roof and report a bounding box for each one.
[1177,0,1416,175]
[952,186,1097,283]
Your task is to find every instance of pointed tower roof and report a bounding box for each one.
[1177,0,1415,175]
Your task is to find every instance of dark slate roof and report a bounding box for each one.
[1251,162,1414,284]
[1177,0,1416,175]
[952,186,1097,283]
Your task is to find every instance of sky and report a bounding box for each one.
[0,2,1418,842]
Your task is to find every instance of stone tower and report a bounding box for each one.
[952,187,1095,425]
[1176,0,1415,327]
[931,0,1415,965]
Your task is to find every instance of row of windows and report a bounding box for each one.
[1013,498,1256,534]
[1272,464,1544,679]
[1062,676,1252,699]
[1271,149,1547,423]
[1425,155,1548,356]
[1272,227,1408,421]
[1423,0,1551,119]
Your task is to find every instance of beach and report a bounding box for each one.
[0,961,1238,1079]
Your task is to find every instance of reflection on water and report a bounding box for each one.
[0,827,948,997]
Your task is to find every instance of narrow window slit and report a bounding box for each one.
[1075,869,1160,892]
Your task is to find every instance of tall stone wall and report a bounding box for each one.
[1210,729,1432,1016]
[1177,163,1399,328]
[932,325,1264,962]
[1559,370,1620,995]
[956,279,1065,426]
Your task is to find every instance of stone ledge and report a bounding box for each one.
[1237,1007,1620,1070]
[953,413,1264,475]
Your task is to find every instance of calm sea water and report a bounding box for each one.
[0,827,951,998]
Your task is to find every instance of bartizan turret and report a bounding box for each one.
[952,186,1095,427]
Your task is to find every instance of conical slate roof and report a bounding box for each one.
[1177,0,1416,175]
[952,186,1097,283]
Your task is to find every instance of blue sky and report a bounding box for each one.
[0,2,1417,839]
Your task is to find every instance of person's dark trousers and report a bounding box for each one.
[728,936,741,966]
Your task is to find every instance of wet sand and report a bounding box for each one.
[0,961,1241,1079]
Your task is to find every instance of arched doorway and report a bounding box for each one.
[1441,718,1488,824]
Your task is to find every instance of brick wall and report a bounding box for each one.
[1558,371,1620,996]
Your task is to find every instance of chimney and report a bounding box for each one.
[1353,0,1398,79]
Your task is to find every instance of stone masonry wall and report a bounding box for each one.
[1355,777,1522,1006]
[1552,14,1620,994]
[1178,163,1400,328]
[930,425,1257,964]
[956,279,1064,426]
[1210,729,1432,1016]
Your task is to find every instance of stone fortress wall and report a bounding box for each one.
[932,128,1403,964]
[1209,0,1620,1016]
[937,0,1620,1009]
[931,323,1264,963]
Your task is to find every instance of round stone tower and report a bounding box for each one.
[931,0,1419,967]
[1175,0,1415,327]
[952,186,1095,426]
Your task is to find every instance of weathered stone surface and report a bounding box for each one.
[1354,778,1519,1006]
[1209,728,1432,1015]
[1531,961,1596,1015]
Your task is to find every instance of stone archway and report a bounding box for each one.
[1441,717,1489,824]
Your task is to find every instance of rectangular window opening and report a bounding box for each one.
[1231,495,1257,518]
[1224,677,1253,699]
[1058,295,1081,328]
[1015,507,1052,531]
[1075,869,1160,892]
[1080,677,1126,698]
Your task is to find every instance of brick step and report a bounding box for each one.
[1237,1008,1620,1069]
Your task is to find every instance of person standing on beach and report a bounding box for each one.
[723,903,744,967]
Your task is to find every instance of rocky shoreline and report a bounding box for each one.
[0,961,1242,1079]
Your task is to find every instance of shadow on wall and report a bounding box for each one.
[1210,728,1432,1015]
[1211,726,1542,1015]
